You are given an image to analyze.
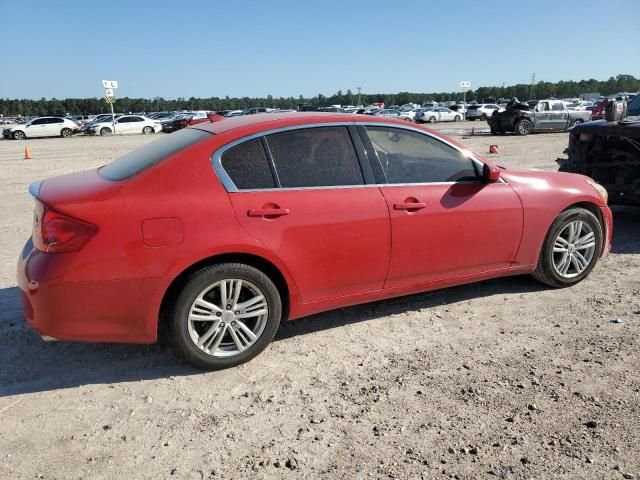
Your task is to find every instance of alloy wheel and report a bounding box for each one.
[187,279,268,357]
[552,220,596,278]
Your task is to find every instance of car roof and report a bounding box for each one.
[192,111,414,135]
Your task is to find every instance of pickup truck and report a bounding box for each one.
[558,96,640,206]
[488,99,592,135]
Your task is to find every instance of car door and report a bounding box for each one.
[44,118,63,136]
[360,125,523,288]
[533,101,551,130]
[115,116,134,134]
[218,125,391,303]
[548,101,569,130]
[128,116,145,133]
[25,118,48,137]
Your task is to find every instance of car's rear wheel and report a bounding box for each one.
[515,119,533,135]
[61,128,72,138]
[481,113,488,121]
[143,126,154,134]
[454,115,461,122]
[12,131,25,140]
[532,208,603,288]
[167,263,282,370]
[100,127,112,136]
[429,116,437,123]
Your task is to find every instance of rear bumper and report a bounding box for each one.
[17,238,162,343]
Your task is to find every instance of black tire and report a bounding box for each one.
[481,114,487,121]
[167,263,282,370]
[428,116,437,123]
[515,119,533,135]
[532,208,603,288]
[100,127,112,136]
[61,128,72,138]
[143,126,154,134]
[468,118,476,121]
[454,115,461,122]
[12,130,25,140]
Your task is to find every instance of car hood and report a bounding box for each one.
[572,118,640,138]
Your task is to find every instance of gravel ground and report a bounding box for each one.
[0,125,638,480]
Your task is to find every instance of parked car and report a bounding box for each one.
[586,101,605,120]
[2,116,80,140]
[162,112,224,133]
[415,107,463,123]
[558,94,640,205]
[488,99,592,135]
[465,104,500,121]
[86,115,162,136]
[18,112,612,370]
[374,109,403,118]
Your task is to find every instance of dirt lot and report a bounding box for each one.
[1,125,639,480]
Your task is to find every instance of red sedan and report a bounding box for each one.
[17,113,613,369]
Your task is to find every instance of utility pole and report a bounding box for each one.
[530,73,536,100]
[357,87,362,107]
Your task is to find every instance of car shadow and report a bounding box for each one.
[1,205,637,397]
[610,205,640,254]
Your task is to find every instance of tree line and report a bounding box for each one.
[1,74,638,117]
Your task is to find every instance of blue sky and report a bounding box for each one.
[1,0,638,99]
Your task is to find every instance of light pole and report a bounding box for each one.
[357,87,362,107]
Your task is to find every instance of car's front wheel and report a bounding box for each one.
[12,131,25,140]
[532,207,603,288]
[100,127,112,136]
[167,263,282,370]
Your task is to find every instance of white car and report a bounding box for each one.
[2,116,79,140]
[87,115,162,136]
[465,104,501,121]
[415,107,463,123]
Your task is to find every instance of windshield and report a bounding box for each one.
[98,128,212,181]
[628,95,640,116]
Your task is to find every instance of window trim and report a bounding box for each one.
[211,122,499,192]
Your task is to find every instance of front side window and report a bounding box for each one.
[365,126,479,184]
[221,138,275,189]
[266,127,364,188]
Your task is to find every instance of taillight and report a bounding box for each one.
[33,201,97,253]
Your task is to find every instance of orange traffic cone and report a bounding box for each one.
[489,144,499,154]
[24,145,31,159]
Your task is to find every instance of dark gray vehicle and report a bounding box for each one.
[558,96,640,206]
[489,99,592,135]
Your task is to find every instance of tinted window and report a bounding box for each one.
[130,116,144,122]
[267,127,364,188]
[365,126,479,184]
[118,117,132,123]
[49,118,64,124]
[552,102,564,111]
[31,118,46,125]
[99,128,211,181]
[221,138,275,189]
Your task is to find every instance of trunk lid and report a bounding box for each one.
[30,169,123,207]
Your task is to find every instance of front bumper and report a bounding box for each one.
[600,205,613,258]
[17,238,162,343]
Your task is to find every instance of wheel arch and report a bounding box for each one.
[158,252,293,336]
[562,201,605,248]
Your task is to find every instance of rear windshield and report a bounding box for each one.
[98,128,211,180]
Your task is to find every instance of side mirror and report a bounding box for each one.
[483,164,501,182]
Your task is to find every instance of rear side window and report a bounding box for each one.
[221,138,276,189]
[266,127,364,188]
[365,126,479,184]
[552,102,564,111]
[99,128,211,181]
